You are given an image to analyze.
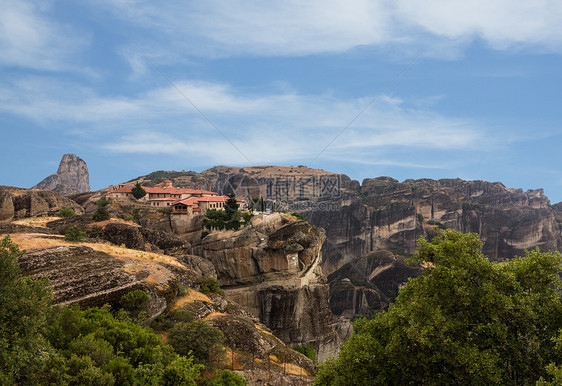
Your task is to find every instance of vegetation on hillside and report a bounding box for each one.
[93,196,111,221]
[0,236,246,385]
[131,182,147,199]
[316,230,562,385]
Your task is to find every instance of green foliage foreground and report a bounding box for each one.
[316,230,562,385]
[0,236,204,385]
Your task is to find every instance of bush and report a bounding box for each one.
[168,321,225,367]
[197,277,224,295]
[294,344,316,362]
[291,212,307,221]
[120,290,151,320]
[202,369,247,385]
[97,196,109,208]
[93,207,110,222]
[58,207,75,218]
[65,226,86,242]
[417,213,424,223]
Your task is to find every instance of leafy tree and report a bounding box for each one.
[197,277,224,296]
[93,196,111,221]
[0,236,53,385]
[224,192,239,218]
[120,289,151,321]
[168,321,225,367]
[294,344,316,362]
[93,207,110,221]
[202,369,247,385]
[65,226,86,242]
[131,182,147,199]
[316,230,562,385]
[58,207,75,218]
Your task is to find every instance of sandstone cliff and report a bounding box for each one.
[184,213,341,362]
[33,154,90,194]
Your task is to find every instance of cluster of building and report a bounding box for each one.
[105,180,245,216]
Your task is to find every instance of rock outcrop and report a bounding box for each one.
[188,213,340,361]
[302,177,560,273]
[33,154,90,194]
[0,186,84,222]
[7,227,315,378]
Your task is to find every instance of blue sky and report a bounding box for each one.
[2,1,562,202]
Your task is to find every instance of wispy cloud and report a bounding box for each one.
[0,1,89,71]
[0,75,485,165]
[96,0,562,61]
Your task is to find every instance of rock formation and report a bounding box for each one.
[187,213,341,361]
[0,186,84,222]
[33,154,90,194]
[4,224,316,377]
[126,166,562,334]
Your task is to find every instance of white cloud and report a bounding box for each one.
[96,0,562,59]
[0,0,88,71]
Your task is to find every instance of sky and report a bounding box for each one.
[2,1,562,202]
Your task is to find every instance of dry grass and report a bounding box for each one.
[169,289,214,311]
[203,312,227,321]
[89,218,140,229]
[3,233,184,268]
[11,217,61,228]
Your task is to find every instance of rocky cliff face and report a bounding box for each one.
[186,213,340,362]
[5,225,316,377]
[0,186,84,222]
[302,177,560,273]
[33,154,90,194]
[130,166,562,334]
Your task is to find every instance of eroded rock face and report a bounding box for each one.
[17,245,191,317]
[0,186,84,222]
[302,177,561,273]
[327,250,422,319]
[33,154,90,194]
[188,213,340,361]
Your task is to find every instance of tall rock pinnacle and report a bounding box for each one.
[33,154,90,194]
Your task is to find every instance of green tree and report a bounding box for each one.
[65,225,87,242]
[224,192,239,219]
[58,207,75,218]
[316,230,562,385]
[120,289,151,321]
[0,236,53,385]
[131,182,147,200]
[168,321,225,367]
[93,196,111,221]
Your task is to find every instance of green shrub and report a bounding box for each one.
[197,277,224,295]
[427,220,446,229]
[294,344,316,362]
[120,290,151,320]
[202,369,247,385]
[65,226,86,242]
[97,196,109,208]
[173,309,195,323]
[417,213,424,223]
[93,207,110,222]
[58,207,75,218]
[168,321,225,367]
[291,212,307,221]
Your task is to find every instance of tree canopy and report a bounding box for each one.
[131,182,147,199]
[316,230,562,385]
